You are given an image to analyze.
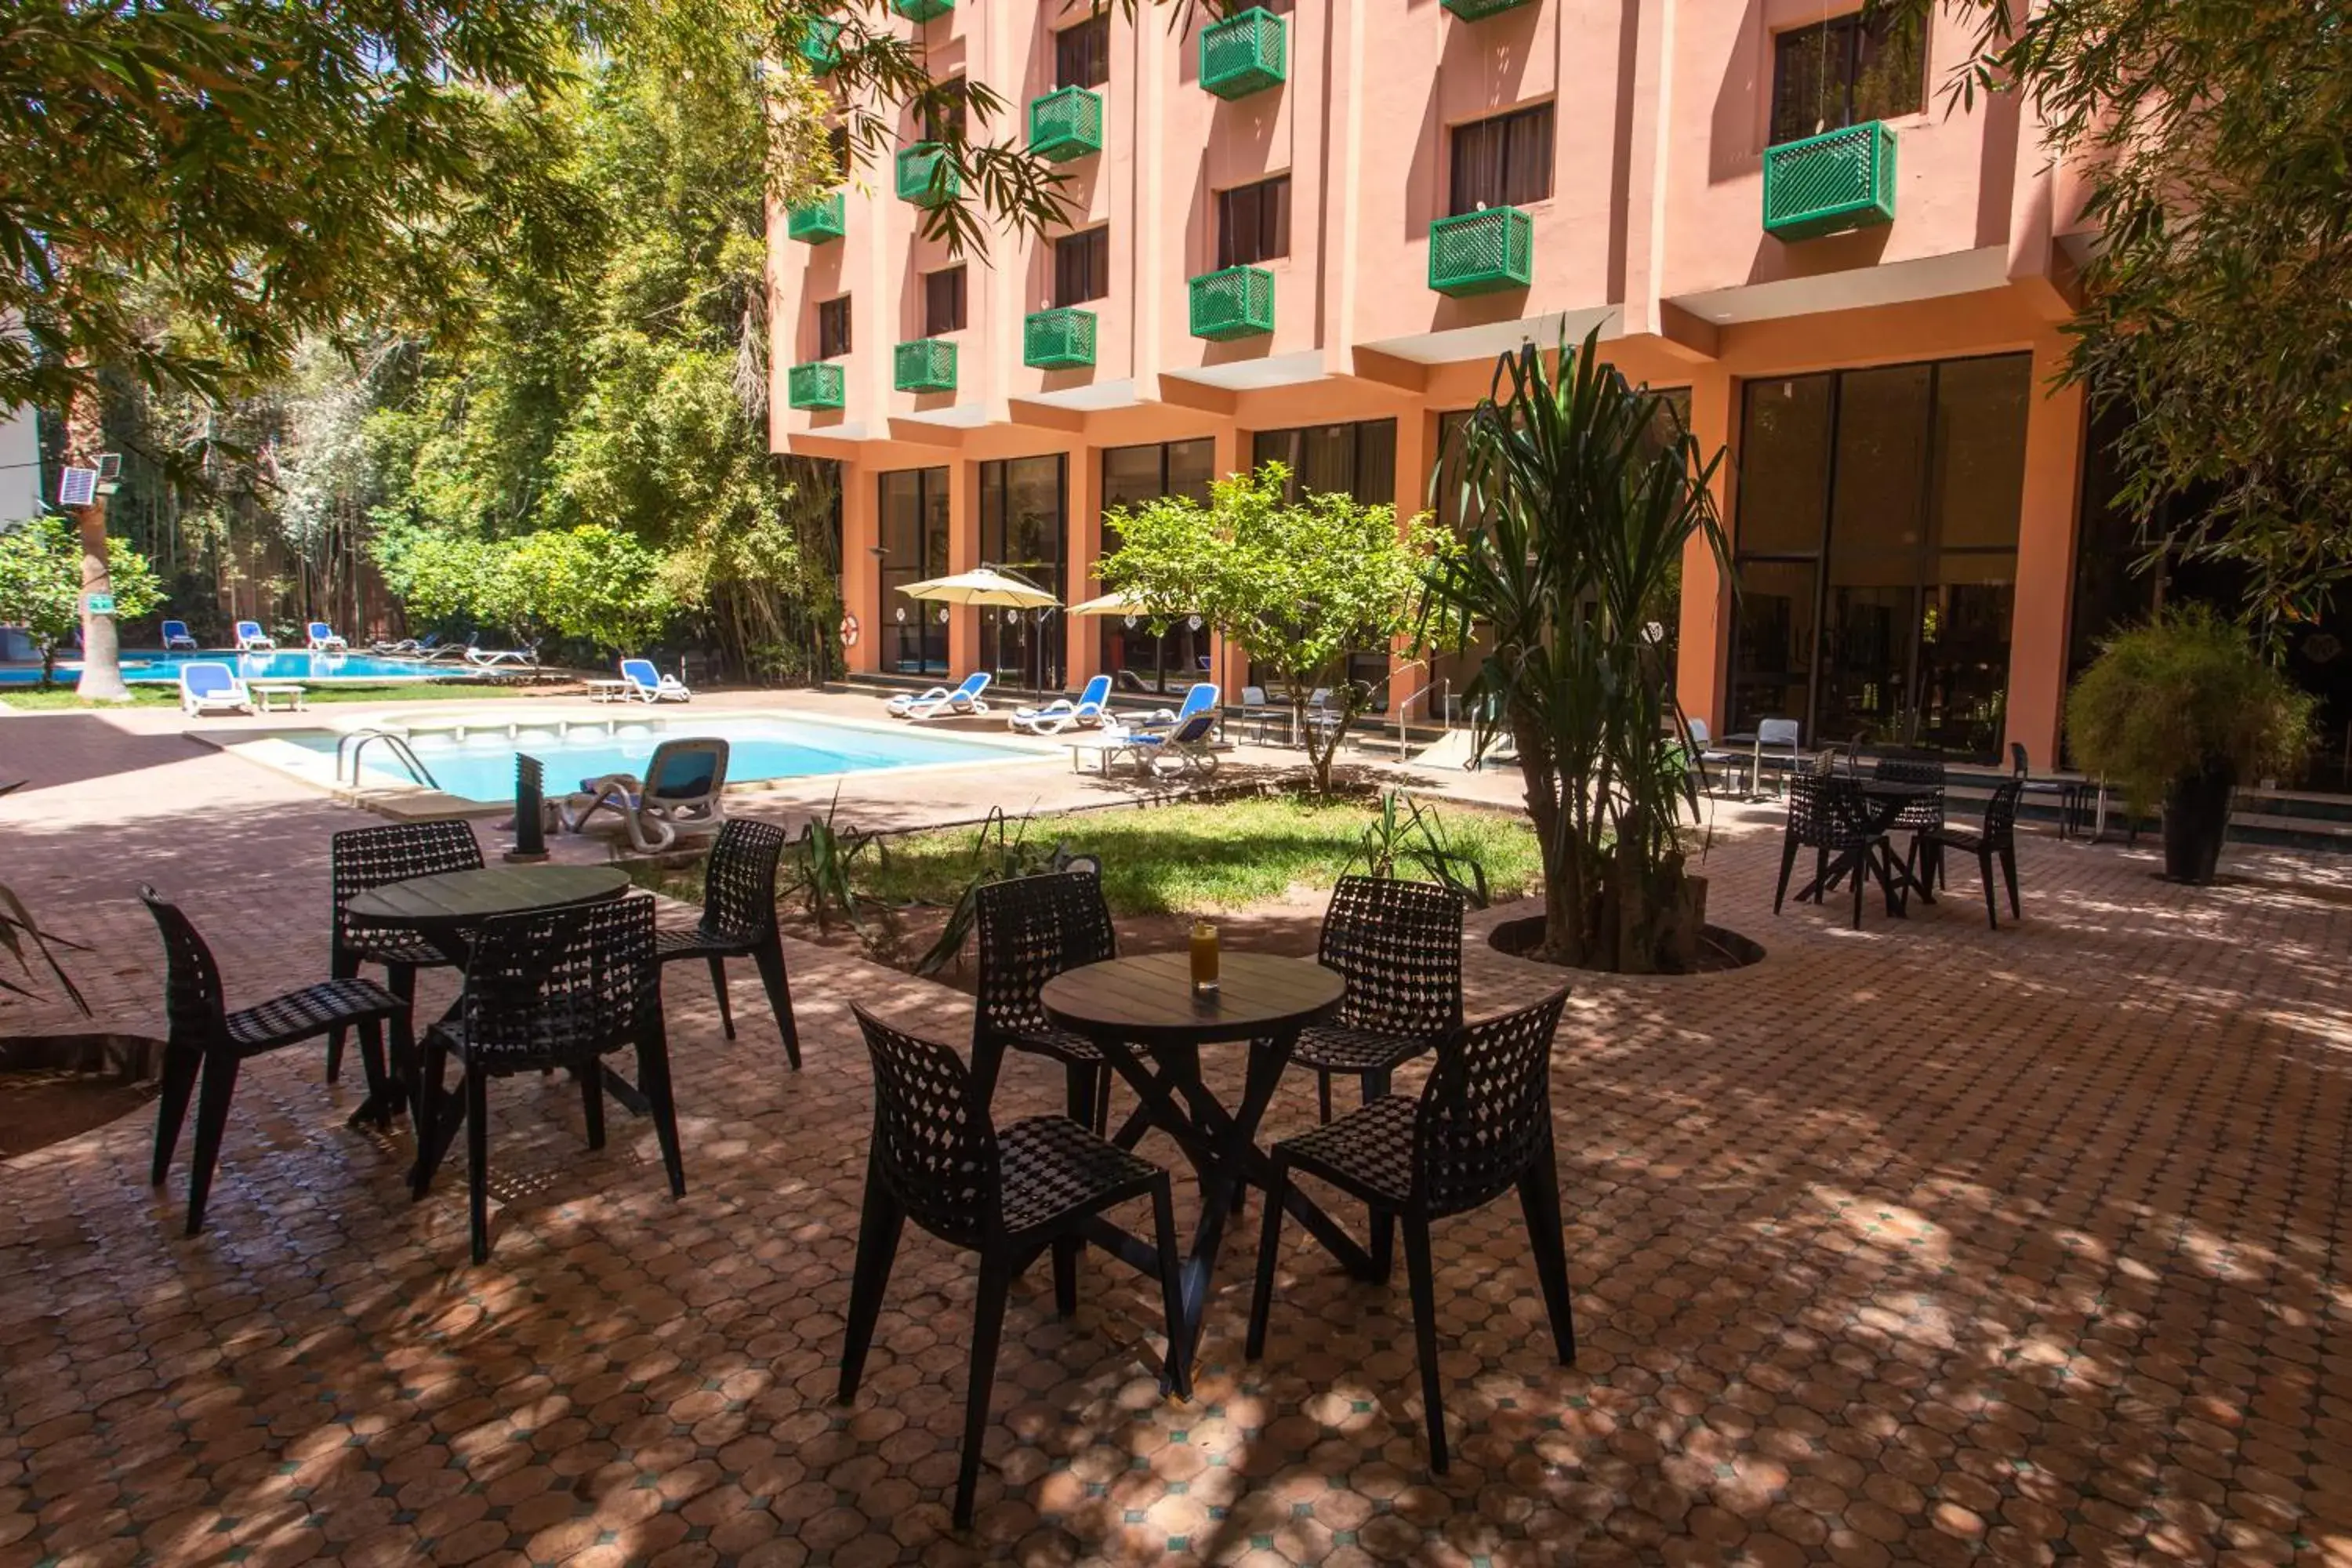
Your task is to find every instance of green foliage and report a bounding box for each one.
[376,524,673,650]
[909,808,1101,977]
[1919,0,2352,629]
[2063,605,2314,815]
[1348,791,1492,909]
[1419,328,1728,972]
[0,518,163,684]
[1099,463,1446,793]
[782,789,884,935]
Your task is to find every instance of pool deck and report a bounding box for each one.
[4,692,2351,1567]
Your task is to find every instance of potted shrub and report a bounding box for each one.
[2064,605,2313,884]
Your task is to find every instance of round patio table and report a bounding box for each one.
[343,864,633,1181]
[1796,779,1939,916]
[1040,952,1352,1378]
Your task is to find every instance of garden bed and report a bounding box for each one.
[0,1033,164,1159]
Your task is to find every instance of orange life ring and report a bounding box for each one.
[839,613,860,648]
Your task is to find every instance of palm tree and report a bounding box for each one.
[1420,328,1730,971]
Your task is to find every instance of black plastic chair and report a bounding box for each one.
[656,818,800,1068]
[840,1004,1187,1528]
[1247,988,1576,1473]
[328,820,483,1084]
[1871,755,1946,887]
[1917,777,2025,929]
[972,871,1118,1132]
[140,885,407,1236]
[414,895,682,1262]
[1775,774,1886,930]
[1290,875,1465,1123]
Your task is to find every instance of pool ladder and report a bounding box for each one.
[338,729,442,792]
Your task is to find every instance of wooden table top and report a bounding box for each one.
[1041,952,1345,1048]
[343,865,631,929]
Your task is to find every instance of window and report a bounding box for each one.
[1100,441,1218,695]
[1727,354,2031,758]
[1055,14,1110,89]
[1770,9,1926,146]
[826,125,849,180]
[924,267,966,335]
[921,77,968,143]
[878,468,951,675]
[1448,103,1553,217]
[817,296,851,358]
[1216,175,1290,269]
[1054,227,1109,307]
[981,456,1069,691]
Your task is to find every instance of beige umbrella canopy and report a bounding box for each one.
[1067,588,1142,616]
[897,567,1060,609]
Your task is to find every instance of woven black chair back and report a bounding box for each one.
[1319,875,1465,1037]
[975,872,1116,1041]
[1980,777,2024,847]
[454,896,659,1072]
[331,820,482,954]
[699,818,788,944]
[138,885,229,1044]
[851,1004,996,1249]
[1414,988,1570,1217]
[1784,774,1867,850]
[1871,755,1946,831]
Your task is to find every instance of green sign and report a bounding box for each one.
[84,593,116,615]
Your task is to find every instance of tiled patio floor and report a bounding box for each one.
[3,702,2350,1566]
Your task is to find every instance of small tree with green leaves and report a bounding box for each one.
[1098,463,1444,794]
[0,517,162,687]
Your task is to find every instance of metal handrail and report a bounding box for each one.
[336,728,441,792]
[1391,673,1450,761]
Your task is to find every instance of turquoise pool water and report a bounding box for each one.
[0,651,477,684]
[286,716,1027,802]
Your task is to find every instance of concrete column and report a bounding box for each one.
[1066,445,1102,684]
[1385,404,1435,717]
[840,464,879,674]
[2004,339,2088,768]
[1675,363,1736,732]
[948,457,981,676]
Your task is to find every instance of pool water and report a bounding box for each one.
[288,716,1030,802]
[0,650,477,685]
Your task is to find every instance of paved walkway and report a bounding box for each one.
[2,700,2350,1567]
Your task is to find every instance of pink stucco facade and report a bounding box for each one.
[771,0,2093,761]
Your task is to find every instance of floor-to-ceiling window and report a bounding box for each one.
[1729,354,2029,757]
[1251,419,1398,692]
[979,455,1067,692]
[878,467,950,675]
[1099,439,1216,693]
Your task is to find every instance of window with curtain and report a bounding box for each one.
[1448,103,1554,216]
[980,456,1068,691]
[878,468,951,675]
[924,267,966,335]
[1216,175,1290,269]
[1054,228,1110,307]
[1769,9,1926,146]
[1099,440,1217,694]
[817,296,851,359]
[920,78,967,143]
[826,125,849,181]
[1055,14,1109,89]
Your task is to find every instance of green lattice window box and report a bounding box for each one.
[788,362,845,410]
[896,143,960,208]
[894,339,958,393]
[1428,206,1534,296]
[1024,309,1097,369]
[786,193,846,244]
[1029,87,1104,163]
[799,18,843,74]
[1188,266,1274,340]
[1441,0,1535,17]
[893,0,953,20]
[1762,121,1896,241]
[1200,9,1285,100]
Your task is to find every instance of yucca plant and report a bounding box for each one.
[1419,328,1730,971]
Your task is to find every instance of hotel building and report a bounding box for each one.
[768,0,2101,764]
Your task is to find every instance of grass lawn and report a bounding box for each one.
[0,679,550,711]
[770,795,1541,919]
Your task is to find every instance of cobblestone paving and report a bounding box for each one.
[2,704,2350,1566]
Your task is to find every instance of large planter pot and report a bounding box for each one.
[2161,760,2235,884]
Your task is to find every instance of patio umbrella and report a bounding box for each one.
[897,567,1061,609]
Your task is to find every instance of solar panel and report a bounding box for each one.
[56,467,98,506]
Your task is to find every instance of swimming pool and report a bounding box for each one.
[281,714,1037,802]
[0,650,479,685]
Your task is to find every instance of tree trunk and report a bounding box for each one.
[71,500,132,703]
